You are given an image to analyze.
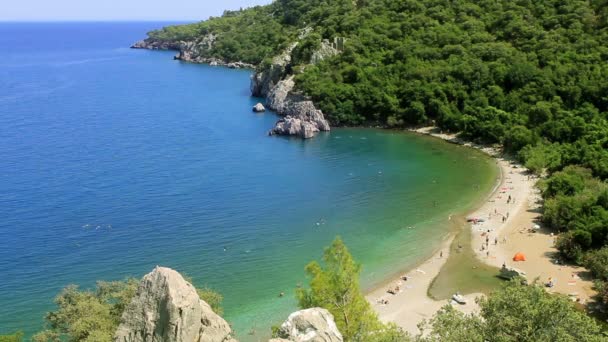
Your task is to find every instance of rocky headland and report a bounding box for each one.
[114,266,343,342]
[131,31,337,139]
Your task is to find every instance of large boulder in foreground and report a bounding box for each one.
[114,266,236,342]
[273,308,343,342]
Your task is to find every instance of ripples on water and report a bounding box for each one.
[0,22,497,339]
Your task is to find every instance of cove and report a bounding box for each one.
[0,22,497,339]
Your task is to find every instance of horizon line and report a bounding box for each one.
[0,19,202,23]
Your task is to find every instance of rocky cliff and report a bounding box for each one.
[250,43,331,139]
[114,267,236,342]
[133,30,337,139]
[114,267,343,342]
[131,35,255,69]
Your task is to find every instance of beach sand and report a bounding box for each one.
[365,127,596,336]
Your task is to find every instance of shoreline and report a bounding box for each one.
[365,127,596,336]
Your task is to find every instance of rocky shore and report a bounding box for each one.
[132,32,334,139]
[114,266,343,342]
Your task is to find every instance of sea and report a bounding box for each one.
[0,22,497,340]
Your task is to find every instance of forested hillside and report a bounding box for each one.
[145,0,608,311]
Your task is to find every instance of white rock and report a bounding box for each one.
[114,266,236,342]
[253,103,266,112]
[275,308,343,342]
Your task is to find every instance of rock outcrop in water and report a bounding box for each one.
[134,28,338,139]
[114,266,236,342]
[270,308,343,342]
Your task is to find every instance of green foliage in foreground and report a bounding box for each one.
[418,281,604,342]
[0,332,23,342]
[31,278,223,342]
[32,279,138,342]
[297,237,408,341]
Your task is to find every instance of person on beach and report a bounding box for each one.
[440,251,443,258]
[495,237,498,245]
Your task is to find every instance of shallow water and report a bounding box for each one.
[0,22,497,339]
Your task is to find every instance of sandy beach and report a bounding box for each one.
[366,127,596,336]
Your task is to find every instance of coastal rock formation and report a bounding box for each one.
[131,39,181,51]
[251,43,298,98]
[272,308,343,342]
[132,35,254,69]
[253,103,266,112]
[310,39,341,65]
[266,77,330,139]
[114,266,236,342]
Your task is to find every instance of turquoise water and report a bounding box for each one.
[0,23,497,339]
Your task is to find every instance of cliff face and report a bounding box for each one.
[133,30,335,139]
[114,267,343,342]
[131,35,255,69]
[250,43,331,139]
[114,267,236,342]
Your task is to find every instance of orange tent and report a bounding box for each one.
[513,252,526,262]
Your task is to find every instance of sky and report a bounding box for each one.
[1,0,272,22]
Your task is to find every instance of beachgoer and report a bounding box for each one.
[494,237,498,245]
[440,251,443,258]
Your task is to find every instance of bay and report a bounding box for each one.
[0,22,497,339]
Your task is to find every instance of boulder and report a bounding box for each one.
[274,308,343,342]
[253,103,266,113]
[114,266,236,342]
[266,77,330,138]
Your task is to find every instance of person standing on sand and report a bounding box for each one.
[440,251,443,258]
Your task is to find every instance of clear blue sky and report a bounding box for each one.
[1,0,272,21]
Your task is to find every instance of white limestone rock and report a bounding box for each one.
[114,266,236,342]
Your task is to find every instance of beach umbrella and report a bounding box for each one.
[513,252,526,262]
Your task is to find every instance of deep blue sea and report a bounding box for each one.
[0,22,496,340]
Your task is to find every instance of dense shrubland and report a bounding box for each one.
[146,0,608,309]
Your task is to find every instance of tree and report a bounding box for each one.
[32,279,138,342]
[583,247,608,281]
[0,332,23,342]
[297,237,408,341]
[418,281,604,342]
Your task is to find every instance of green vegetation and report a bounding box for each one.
[146,1,608,180]
[147,6,296,65]
[145,0,608,319]
[197,287,224,316]
[0,332,23,342]
[419,281,605,341]
[296,237,408,341]
[30,278,224,342]
[32,279,138,342]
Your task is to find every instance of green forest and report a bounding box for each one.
[143,0,608,315]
